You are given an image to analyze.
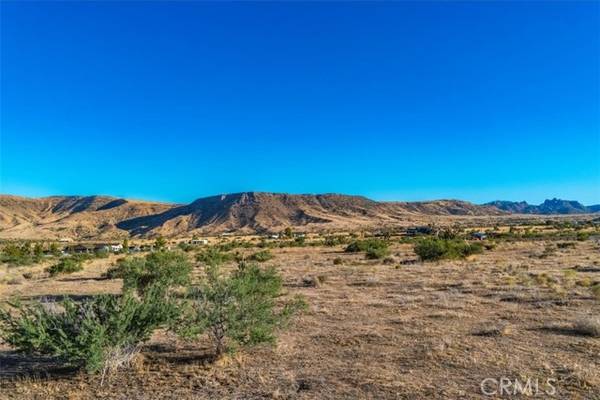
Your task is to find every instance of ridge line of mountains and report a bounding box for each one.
[0,192,598,239]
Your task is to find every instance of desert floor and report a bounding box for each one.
[0,239,599,399]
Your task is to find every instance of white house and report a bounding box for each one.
[110,244,123,252]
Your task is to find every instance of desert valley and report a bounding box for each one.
[0,193,598,399]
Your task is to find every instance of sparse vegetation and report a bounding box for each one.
[0,242,43,266]
[576,231,590,241]
[345,239,390,259]
[414,238,483,261]
[0,222,598,398]
[47,257,84,276]
[196,247,234,265]
[248,249,274,262]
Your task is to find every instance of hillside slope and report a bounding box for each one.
[0,195,175,239]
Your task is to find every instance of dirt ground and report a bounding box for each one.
[0,239,599,399]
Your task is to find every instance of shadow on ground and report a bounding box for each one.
[0,351,77,380]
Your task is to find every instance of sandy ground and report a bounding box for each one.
[0,239,599,399]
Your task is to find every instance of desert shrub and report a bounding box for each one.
[94,249,110,258]
[47,257,84,276]
[218,240,253,252]
[177,242,194,252]
[323,235,348,247]
[0,243,40,266]
[333,257,343,265]
[576,232,590,241]
[365,246,391,260]
[0,284,180,375]
[248,249,273,263]
[414,238,484,262]
[557,242,577,249]
[345,239,390,259]
[293,236,306,246]
[106,251,191,295]
[573,316,600,337]
[345,239,386,252]
[196,247,234,265]
[177,262,306,356]
[438,227,460,240]
[257,239,276,249]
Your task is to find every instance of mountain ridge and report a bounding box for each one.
[485,198,600,215]
[0,192,597,239]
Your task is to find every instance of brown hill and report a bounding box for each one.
[0,192,504,239]
[0,195,175,240]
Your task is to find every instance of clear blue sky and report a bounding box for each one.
[1,1,599,205]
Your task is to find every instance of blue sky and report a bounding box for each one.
[1,2,598,205]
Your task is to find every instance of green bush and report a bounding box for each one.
[0,243,41,266]
[248,249,274,263]
[177,242,194,252]
[345,239,390,259]
[365,246,391,260]
[414,238,484,261]
[106,251,191,295]
[323,235,348,246]
[196,247,234,266]
[0,284,179,374]
[47,258,84,276]
[177,262,305,356]
[576,232,590,241]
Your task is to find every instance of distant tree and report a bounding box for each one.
[177,261,305,357]
[122,239,129,253]
[283,227,293,239]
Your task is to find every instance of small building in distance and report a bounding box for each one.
[189,239,209,245]
[93,243,123,253]
[67,244,93,254]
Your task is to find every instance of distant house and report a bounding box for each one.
[68,244,93,254]
[471,232,487,241]
[93,243,123,253]
[110,244,123,252]
[269,234,280,240]
[189,239,209,245]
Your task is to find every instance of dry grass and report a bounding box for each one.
[0,238,599,399]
